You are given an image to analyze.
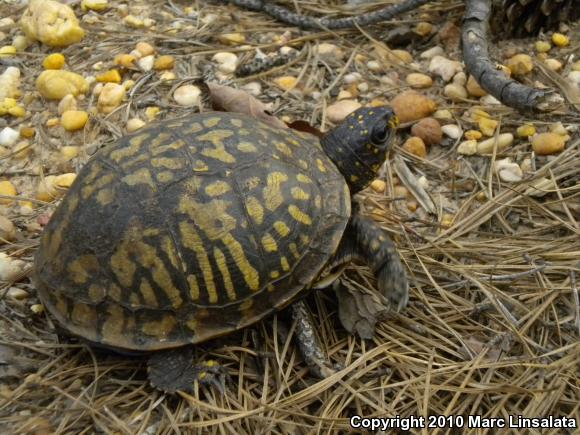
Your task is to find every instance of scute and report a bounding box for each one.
[34,112,351,351]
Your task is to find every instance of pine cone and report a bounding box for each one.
[491,0,579,37]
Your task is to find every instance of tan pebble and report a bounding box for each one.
[393,185,409,198]
[506,54,533,75]
[218,33,246,45]
[433,109,453,120]
[173,85,201,106]
[61,110,88,131]
[478,117,498,136]
[366,60,382,72]
[97,83,125,114]
[466,75,487,97]
[36,70,88,100]
[212,52,238,74]
[12,35,30,51]
[36,176,58,201]
[46,117,60,127]
[20,0,84,47]
[457,139,477,155]
[337,89,353,100]
[535,41,551,53]
[453,72,467,86]
[390,49,413,64]
[326,100,362,123]
[476,191,487,202]
[420,46,444,59]
[406,200,418,212]
[20,127,35,138]
[145,106,160,120]
[444,83,467,101]
[0,181,17,204]
[414,22,433,36]
[391,91,437,123]
[81,0,109,12]
[551,33,569,47]
[464,130,482,140]
[7,287,28,299]
[544,58,562,72]
[0,215,16,241]
[516,124,536,137]
[476,133,514,154]
[137,55,154,71]
[135,42,155,57]
[57,94,77,114]
[13,141,32,159]
[114,54,136,68]
[60,146,79,160]
[30,304,45,314]
[370,179,386,193]
[357,82,368,93]
[411,118,442,145]
[531,132,566,155]
[403,136,427,158]
[42,53,65,70]
[406,73,433,89]
[440,213,454,229]
[495,159,523,183]
[315,43,345,60]
[572,61,580,72]
[96,69,121,83]
[429,55,463,82]
[55,173,76,188]
[153,55,175,70]
[368,98,387,107]
[126,118,146,132]
[549,122,568,136]
[160,71,176,81]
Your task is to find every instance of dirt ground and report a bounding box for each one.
[0,1,578,434]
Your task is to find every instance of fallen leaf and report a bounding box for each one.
[287,120,324,138]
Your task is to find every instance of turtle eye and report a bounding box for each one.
[370,123,392,146]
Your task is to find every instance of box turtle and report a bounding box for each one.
[33,106,408,392]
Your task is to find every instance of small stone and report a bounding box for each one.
[61,110,88,131]
[466,75,487,97]
[81,0,109,12]
[389,49,413,64]
[549,122,568,136]
[457,139,477,155]
[337,89,353,100]
[472,110,498,136]
[57,94,77,114]
[406,200,418,212]
[135,42,155,57]
[97,83,125,114]
[506,54,533,75]
[391,91,437,123]
[46,118,60,127]
[414,22,433,37]
[36,70,88,100]
[137,55,154,72]
[464,130,482,140]
[420,46,444,59]
[567,71,580,88]
[438,21,461,51]
[433,109,453,120]
[241,82,261,97]
[212,52,238,74]
[531,132,566,155]
[42,53,65,70]
[145,106,160,120]
[153,55,175,70]
[114,54,136,68]
[173,85,201,106]
[0,127,20,146]
[429,56,463,82]
[411,118,442,145]
[30,304,44,314]
[394,186,409,198]
[0,181,17,204]
[495,158,523,182]
[20,127,36,139]
[343,72,362,84]
[314,43,344,61]
[60,146,79,160]
[370,179,386,193]
[366,60,382,72]
[218,33,246,45]
[7,287,28,300]
[441,124,461,139]
[12,141,31,159]
[403,136,427,158]
[327,100,362,123]
[0,215,16,241]
[274,76,298,91]
[441,213,454,229]
[543,58,562,72]
[535,41,551,53]
[476,133,514,154]
[357,82,369,93]
[480,94,502,105]
[126,118,146,132]
[406,73,433,88]
[551,33,569,47]
[573,61,580,72]
[12,35,30,51]
[55,173,76,189]
[516,124,536,137]
[96,69,122,83]
[20,0,85,47]
[159,71,176,82]
[124,15,144,28]
[444,83,467,101]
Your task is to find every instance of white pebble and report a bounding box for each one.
[0,253,26,282]
[417,176,429,189]
[452,72,467,86]
[457,140,477,155]
[126,118,146,132]
[212,52,238,74]
[7,287,29,300]
[314,43,344,60]
[366,60,382,72]
[566,71,580,88]
[480,94,502,105]
[241,81,261,97]
[279,46,298,56]
[477,133,514,154]
[444,83,467,101]
[12,35,30,51]
[441,124,461,139]
[357,82,369,93]
[137,55,155,71]
[494,158,523,182]
[0,127,19,147]
[429,56,463,82]
[420,46,444,59]
[343,72,362,84]
[173,85,201,106]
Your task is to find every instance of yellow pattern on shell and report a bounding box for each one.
[288,204,312,225]
[205,180,231,196]
[214,247,236,301]
[263,172,288,211]
[198,130,236,163]
[261,233,278,252]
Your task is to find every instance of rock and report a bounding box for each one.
[420,46,444,60]
[433,109,453,120]
[366,60,382,72]
[20,0,84,47]
[438,21,461,51]
[506,54,533,75]
[0,127,20,146]
[153,55,175,70]
[60,146,79,160]
[173,85,201,106]
[494,158,523,182]
[476,133,514,154]
[391,91,437,123]
[0,181,17,204]
[472,110,498,136]
[343,72,362,84]
[549,122,568,136]
[61,110,88,131]
[97,83,125,113]
[480,95,502,105]
[429,56,463,82]
[370,179,386,193]
[81,0,109,12]
[453,72,467,86]
[212,52,238,74]
[126,118,145,132]
[531,133,566,155]
[218,33,246,45]
[114,54,136,68]
[405,73,433,89]
[551,33,569,47]
[464,130,482,140]
[0,67,21,100]
[42,53,65,70]
[516,124,536,138]
[36,70,88,99]
[137,55,154,71]
[411,118,442,145]
[0,215,16,241]
[457,139,477,155]
[57,94,77,114]
[337,90,353,100]
[314,43,344,61]
[441,124,461,139]
[389,49,413,64]
[7,287,29,300]
[535,41,551,53]
[274,76,299,91]
[96,69,122,83]
[241,82,261,97]
[444,83,467,101]
[135,42,155,57]
[326,100,362,123]
[414,22,433,37]
[567,71,580,88]
[466,75,487,97]
[544,58,562,71]
[403,136,427,158]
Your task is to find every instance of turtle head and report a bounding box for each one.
[321,106,398,194]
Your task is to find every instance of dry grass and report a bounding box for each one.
[0,1,579,434]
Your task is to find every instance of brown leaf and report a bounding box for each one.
[207,83,287,129]
[287,120,324,138]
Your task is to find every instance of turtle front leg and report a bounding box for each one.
[346,213,409,311]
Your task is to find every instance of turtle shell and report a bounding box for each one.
[34,112,351,351]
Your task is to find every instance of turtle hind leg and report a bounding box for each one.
[147,347,228,393]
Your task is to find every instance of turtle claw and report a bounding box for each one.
[194,360,230,394]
